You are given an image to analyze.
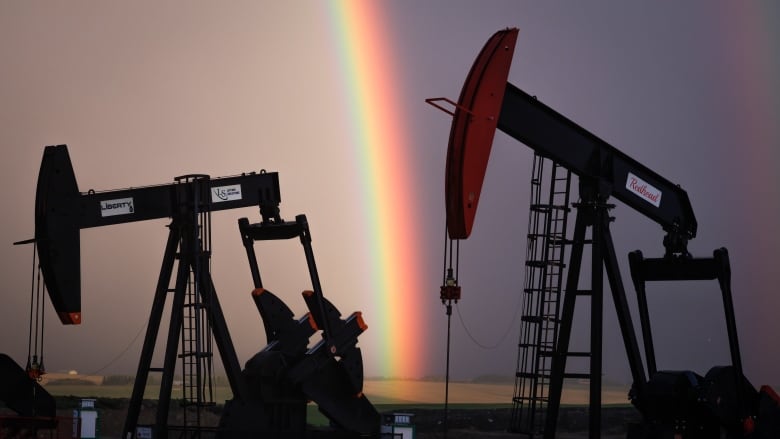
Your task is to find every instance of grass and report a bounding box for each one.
[42,378,632,405]
[42,378,521,403]
[42,382,520,428]
[41,380,521,427]
[37,379,639,431]
[43,383,234,401]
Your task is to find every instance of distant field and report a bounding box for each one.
[43,378,631,406]
[43,382,234,401]
[39,379,634,430]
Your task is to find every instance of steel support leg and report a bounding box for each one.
[602,221,647,394]
[155,247,191,437]
[123,226,180,438]
[589,206,603,439]
[200,270,248,400]
[544,209,588,439]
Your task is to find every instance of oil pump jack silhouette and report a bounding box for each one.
[2,144,380,438]
[428,28,780,438]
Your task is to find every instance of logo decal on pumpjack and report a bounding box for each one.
[212,184,242,202]
[100,197,135,217]
[626,173,662,207]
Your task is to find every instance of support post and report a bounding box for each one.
[123,200,249,438]
[603,228,647,396]
[544,207,588,439]
[589,199,604,439]
[123,226,180,438]
[544,189,647,439]
[154,247,190,437]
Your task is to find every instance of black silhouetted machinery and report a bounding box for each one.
[0,353,50,412]
[3,144,379,438]
[428,28,780,438]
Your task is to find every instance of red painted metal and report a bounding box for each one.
[444,28,518,239]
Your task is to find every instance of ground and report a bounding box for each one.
[1,379,640,438]
[4,398,638,438]
[409,405,639,439]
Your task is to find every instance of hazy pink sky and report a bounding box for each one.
[1,1,779,392]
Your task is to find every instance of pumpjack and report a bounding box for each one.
[428,28,780,438]
[2,144,380,438]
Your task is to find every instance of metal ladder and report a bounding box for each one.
[179,276,215,426]
[510,153,572,436]
[177,178,216,436]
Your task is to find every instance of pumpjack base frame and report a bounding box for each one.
[233,214,380,437]
[544,184,647,439]
[123,182,248,438]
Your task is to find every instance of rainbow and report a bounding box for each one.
[324,1,428,379]
[717,1,780,199]
[712,2,780,378]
